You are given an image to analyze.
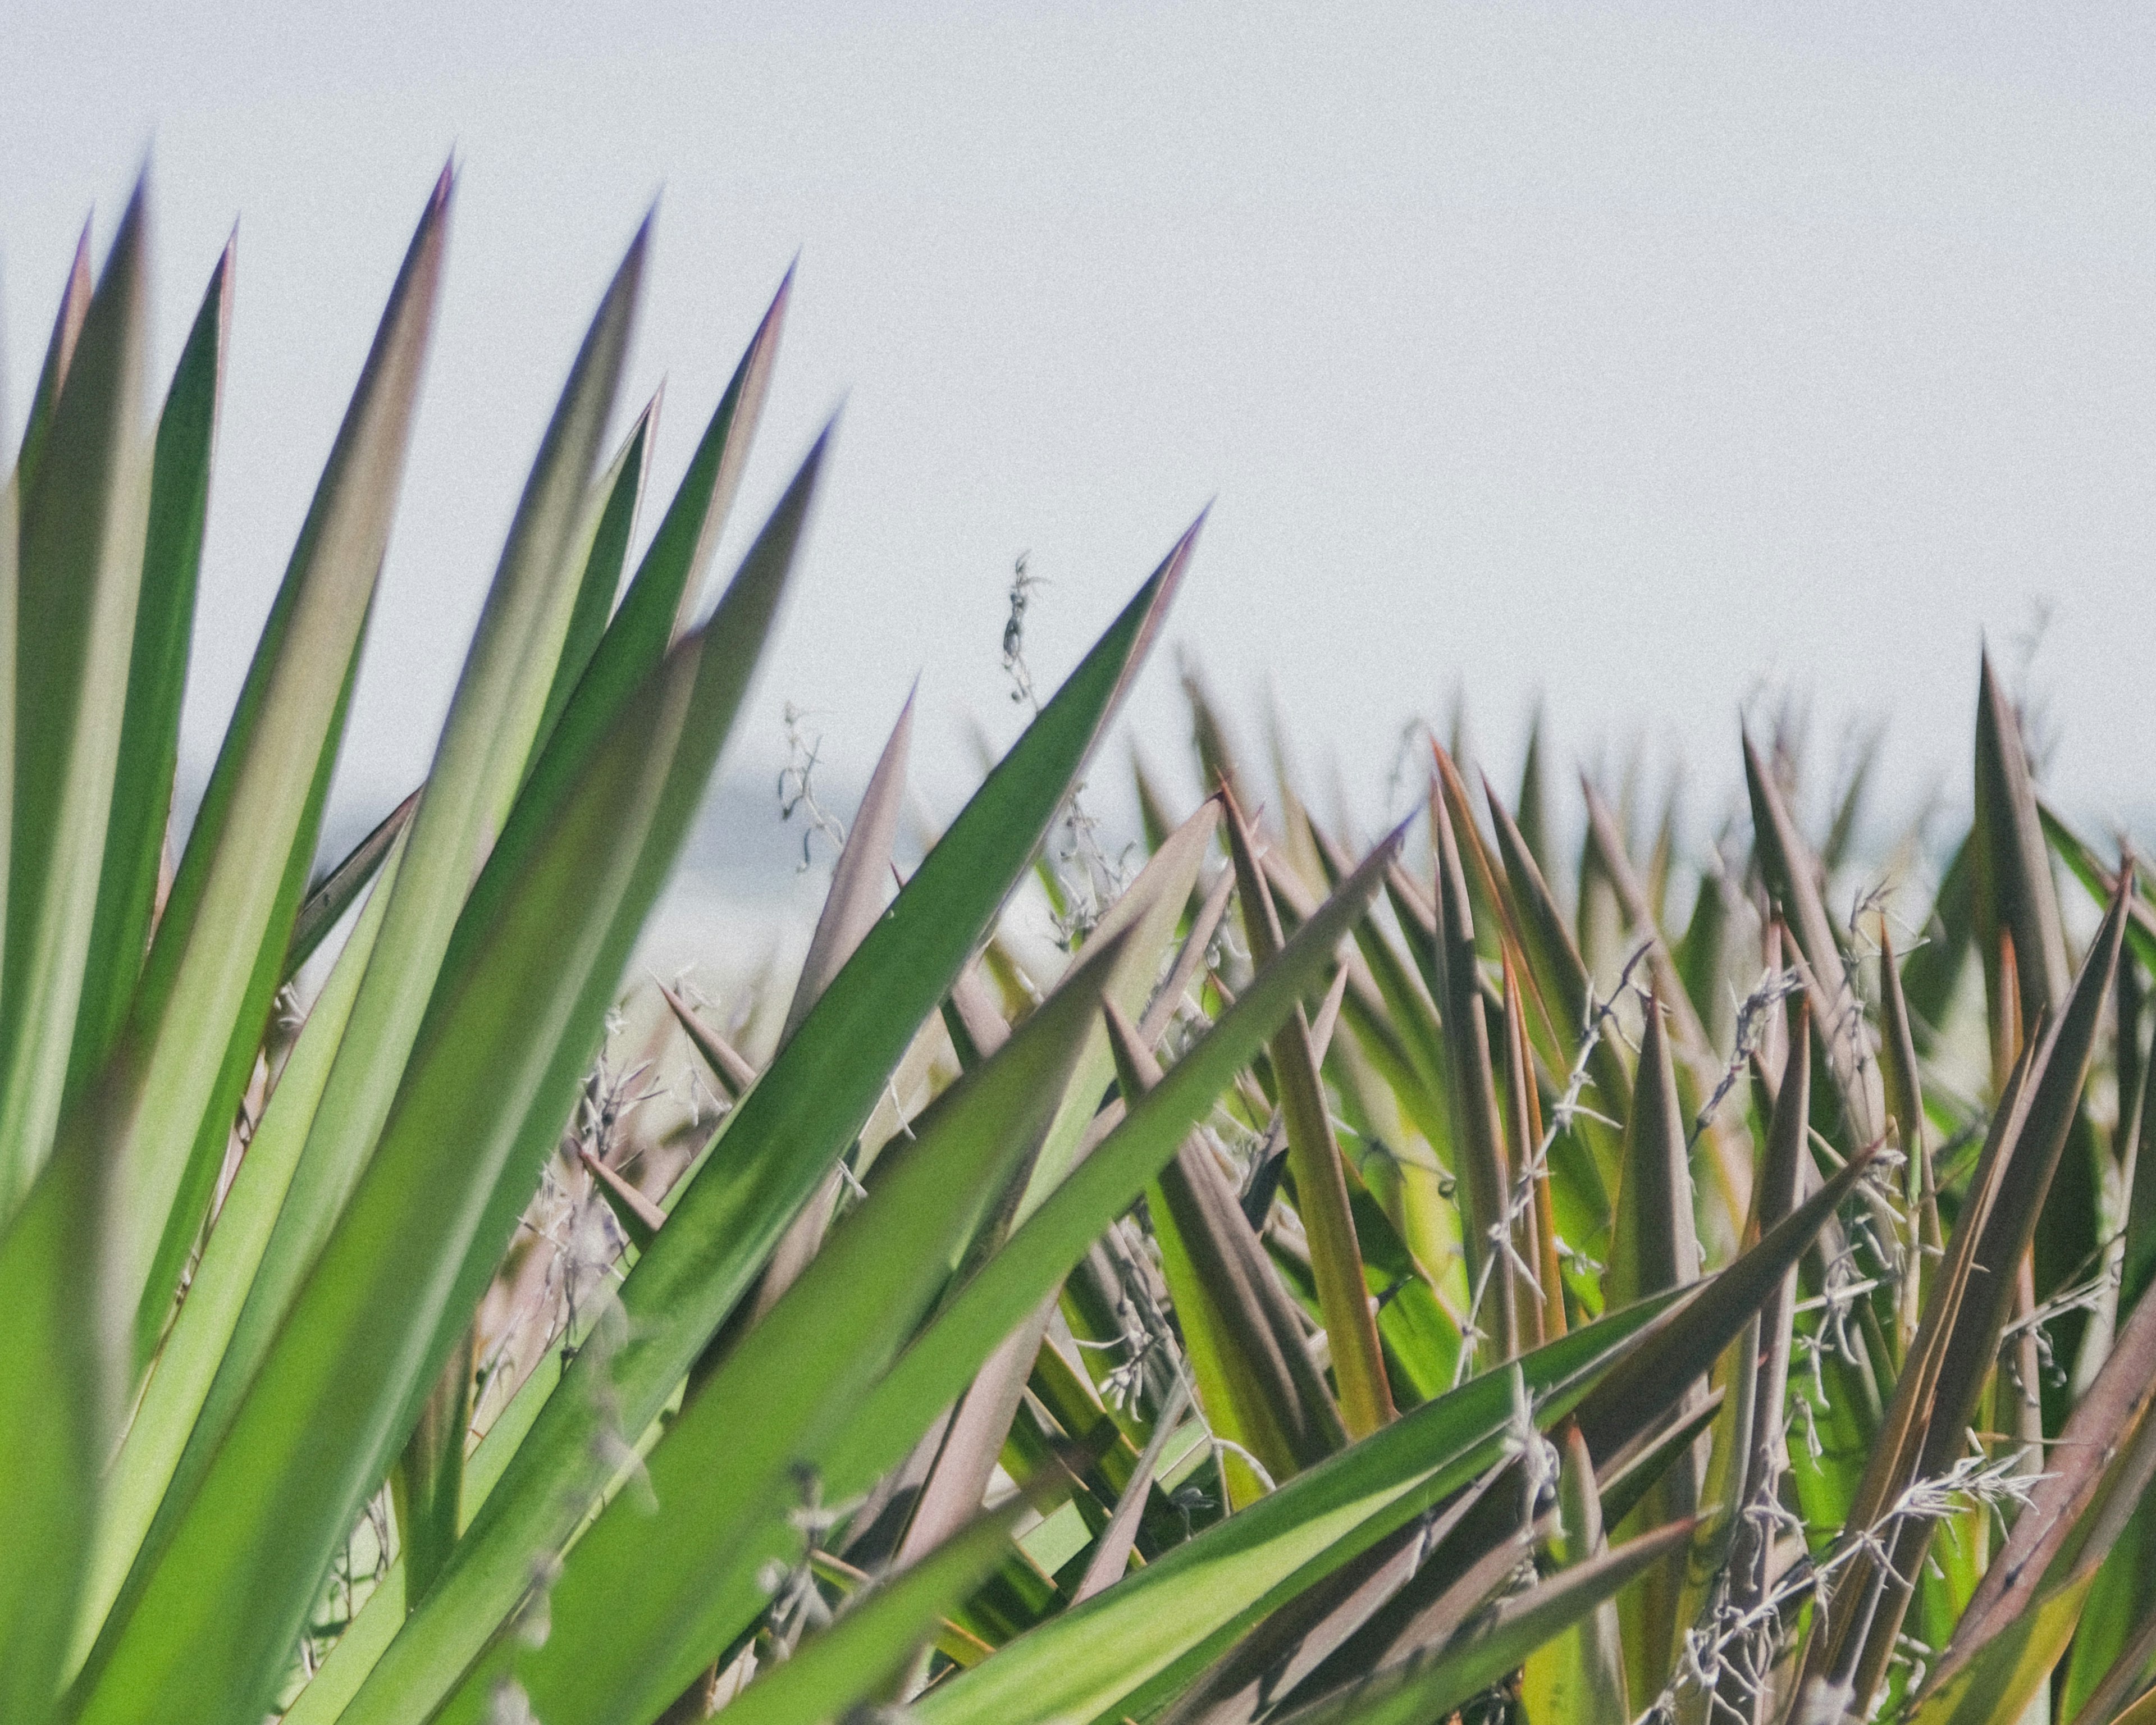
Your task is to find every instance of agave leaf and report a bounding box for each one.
[0,180,150,1213]
[790,691,916,1043]
[392,1327,472,1609]
[1127,1002,1347,1498]
[0,1065,112,1722]
[1305,823,1450,1155]
[1185,659,1255,816]
[1292,1477,1551,1702]
[1516,707,1561,897]
[164,200,642,1404]
[1578,784,1624,976]
[1672,862,1732,1048]
[2038,796,2156,982]
[1272,839,1454,1266]
[1573,1139,1880,1464]
[67,236,230,1097]
[1430,782,1519,1365]
[1157,851,1237,1038]
[70,829,401,1678]
[1579,781,1700,1057]
[1072,1379,1193,1604]
[0,460,11,1070]
[1836,869,2131,1712]
[1607,997,1703,1312]
[2068,1589,2156,1725]
[661,980,759,1097]
[1223,784,1396,1433]
[333,521,1199,1725]
[2097,1675,2156,1725]
[1974,651,2070,1026]
[886,800,1216,1569]
[441,931,1135,1725]
[581,1145,665,1248]
[1133,741,1181,851]
[0,198,153,1711]
[1154,1465,1513,1725]
[1499,953,1563,1349]
[72,431,817,1725]
[1877,926,1940,1341]
[719,1512,1020,1725]
[1424,754,1533,1048]
[1609,993,1705,1707]
[105,179,456,1365]
[277,1101,613,1725]
[408,432,834,1454]
[1902,1572,2096,1725]
[1273,1520,1698,1725]
[910,1295,1683,1725]
[1972,656,2102,1400]
[1902,830,1976,1049]
[1935,1267,2156,1680]
[838,828,1406,1491]
[1481,769,1625,1213]
[281,785,419,983]
[884,841,1207,1569]
[1008,795,1218,1236]
[1707,997,1808,1725]
[1521,1422,1631,1725]
[1741,730,1883,1144]
[1595,1388,1724,1534]
[1582,778,1748,1234]
[2071,992,2156,1723]
[1428,746,1514,972]
[12,217,93,491]
[528,390,656,764]
[570,263,786,693]
[1797,1032,2038,1705]
[2121,949,2152,1303]
[738,690,916,1326]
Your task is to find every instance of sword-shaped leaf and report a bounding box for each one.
[161,203,642,1411]
[1126,1001,1347,1499]
[1608,993,1704,1706]
[1574,1140,1880,1466]
[436,929,1137,1725]
[1223,784,1395,1434]
[0,186,150,1719]
[332,520,1199,1725]
[1431,782,1515,1365]
[1741,729,1883,1144]
[280,784,418,983]
[11,217,93,492]
[0,180,150,1211]
[71,427,824,1725]
[528,389,656,764]
[66,236,230,1098]
[1274,1521,1697,1725]
[1831,869,2130,1715]
[719,1512,1020,1725]
[102,186,456,1361]
[910,1294,1682,1725]
[895,810,1216,1561]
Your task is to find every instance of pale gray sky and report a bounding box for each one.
[7,1,2156,868]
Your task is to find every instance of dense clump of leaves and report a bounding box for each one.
[7,169,2156,1725]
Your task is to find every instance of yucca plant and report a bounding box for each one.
[10,162,2156,1725]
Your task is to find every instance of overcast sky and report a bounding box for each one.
[7,0,2156,874]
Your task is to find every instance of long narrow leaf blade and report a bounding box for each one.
[334,517,1200,1725]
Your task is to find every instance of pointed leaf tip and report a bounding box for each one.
[1113,514,1205,710]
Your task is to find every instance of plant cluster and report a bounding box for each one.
[5,169,2155,1725]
